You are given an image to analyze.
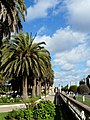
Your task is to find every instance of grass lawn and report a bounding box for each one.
[0,96,40,120]
[0,96,40,105]
[76,96,90,107]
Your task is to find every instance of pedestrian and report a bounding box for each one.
[54,88,61,120]
[73,93,76,100]
[54,88,61,106]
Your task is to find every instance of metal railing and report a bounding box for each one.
[60,93,90,120]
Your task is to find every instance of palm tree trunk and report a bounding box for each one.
[36,81,41,97]
[39,81,41,97]
[32,78,36,98]
[22,76,28,100]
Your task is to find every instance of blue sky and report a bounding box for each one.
[23,0,90,87]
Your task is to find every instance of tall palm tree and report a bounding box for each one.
[0,0,27,43]
[0,32,51,99]
[29,43,51,97]
[86,75,90,88]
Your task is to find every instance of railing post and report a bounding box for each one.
[61,93,90,120]
[80,111,86,120]
[83,95,85,102]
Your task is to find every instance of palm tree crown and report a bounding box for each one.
[0,32,51,97]
[0,0,27,39]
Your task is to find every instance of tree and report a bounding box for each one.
[0,0,27,70]
[79,80,85,85]
[31,46,51,97]
[62,85,68,92]
[86,75,90,88]
[77,84,90,95]
[69,85,78,93]
[0,32,51,99]
[0,0,27,42]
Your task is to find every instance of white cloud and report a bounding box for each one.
[86,60,90,67]
[35,26,90,86]
[53,44,90,74]
[26,0,60,21]
[61,63,75,71]
[54,71,81,86]
[50,26,87,53]
[64,0,90,32]
[35,26,87,53]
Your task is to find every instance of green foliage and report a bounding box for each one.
[79,80,85,85]
[33,100,56,120]
[76,96,90,107]
[77,85,90,94]
[0,97,22,104]
[5,108,33,120]
[62,85,68,92]
[29,96,40,104]
[0,96,40,105]
[0,112,9,120]
[5,100,56,120]
[69,85,78,93]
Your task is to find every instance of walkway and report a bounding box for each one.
[0,95,54,113]
[0,95,77,120]
[0,104,26,112]
[45,94,77,120]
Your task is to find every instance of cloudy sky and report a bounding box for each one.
[23,0,90,87]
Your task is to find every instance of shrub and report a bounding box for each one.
[62,85,68,92]
[0,96,22,104]
[33,100,56,120]
[5,100,56,120]
[69,85,78,93]
[5,108,33,120]
[77,85,90,94]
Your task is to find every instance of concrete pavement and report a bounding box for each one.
[0,104,26,112]
[0,95,55,113]
[44,95,54,102]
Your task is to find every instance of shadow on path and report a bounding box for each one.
[54,106,62,120]
[54,97,77,120]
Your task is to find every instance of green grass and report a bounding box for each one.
[0,96,40,120]
[0,112,9,120]
[0,96,40,105]
[76,96,90,107]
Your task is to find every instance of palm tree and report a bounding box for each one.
[0,0,27,42]
[43,66,54,96]
[31,44,51,97]
[86,75,90,88]
[0,32,51,99]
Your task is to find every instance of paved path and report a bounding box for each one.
[0,95,55,113]
[44,95,54,102]
[0,104,26,113]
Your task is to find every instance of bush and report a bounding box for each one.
[0,96,22,104]
[5,100,56,120]
[77,85,90,94]
[5,108,33,120]
[33,100,56,120]
[62,85,68,92]
[69,85,78,93]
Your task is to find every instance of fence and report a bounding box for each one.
[60,93,90,120]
